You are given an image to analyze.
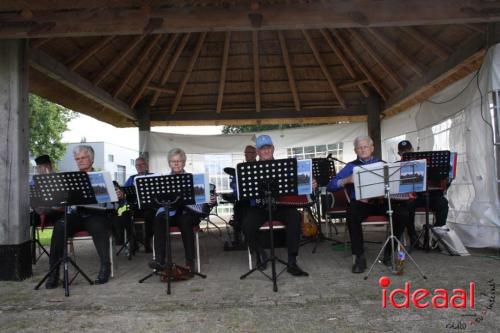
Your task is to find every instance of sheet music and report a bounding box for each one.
[193,173,210,204]
[352,160,427,200]
[297,159,313,195]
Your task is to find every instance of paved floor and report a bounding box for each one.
[1,224,499,333]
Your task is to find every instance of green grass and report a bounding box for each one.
[37,228,53,246]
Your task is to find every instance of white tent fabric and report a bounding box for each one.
[144,122,366,172]
[382,44,500,248]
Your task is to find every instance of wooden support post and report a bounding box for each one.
[366,90,382,159]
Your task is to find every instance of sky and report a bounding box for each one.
[62,113,223,150]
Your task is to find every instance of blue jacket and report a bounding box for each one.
[327,156,381,200]
[124,172,153,187]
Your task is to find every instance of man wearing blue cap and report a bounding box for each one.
[241,135,309,277]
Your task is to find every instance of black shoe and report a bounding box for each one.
[45,268,60,289]
[352,254,366,274]
[94,263,111,285]
[148,260,166,271]
[287,263,309,277]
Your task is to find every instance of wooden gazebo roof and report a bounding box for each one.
[1,1,498,127]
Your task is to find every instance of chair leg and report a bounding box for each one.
[248,247,252,270]
[195,231,200,273]
[109,235,114,278]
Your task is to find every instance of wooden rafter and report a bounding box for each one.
[216,31,231,114]
[320,29,369,97]
[3,1,500,38]
[29,47,136,120]
[331,29,388,101]
[93,34,145,86]
[66,35,114,71]
[339,79,370,90]
[146,85,176,95]
[347,28,405,90]
[112,34,162,98]
[150,33,191,106]
[463,23,487,34]
[252,31,261,113]
[129,34,178,109]
[400,26,451,61]
[170,32,207,115]
[302,30,346,109]
[278,31,301,111]
[30,38,51,49]
[367,28,426,77]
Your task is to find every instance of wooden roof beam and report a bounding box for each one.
[216,31,231,114]
[347,28,405,90]
[302,30,346,109]
[331,29,388,101]
[400,26,452,61]
[252,31,261,113]
[129,34,178,109]
[30,38,51,49]
[66,35,114,71]
[277,31,301,111]
[113,34,162,98]
[463,23,487,34]
[150,33,191,106]
[2,1,500,37]
[320,29,369,97]
[28,47,136,120]
[367,28,426,77]
[146,85,176,95]
[170,32,207,115]
[93,34,145,86]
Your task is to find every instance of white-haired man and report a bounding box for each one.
[45,145,112,288]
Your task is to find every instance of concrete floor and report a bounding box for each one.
[1,224,499,333]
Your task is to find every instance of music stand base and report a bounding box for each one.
[363,235,427,280]
[240,255,290,292]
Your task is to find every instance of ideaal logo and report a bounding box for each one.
[379,276,475,309]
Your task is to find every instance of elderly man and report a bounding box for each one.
[45,145,112,288]
[241,135,308,277]
[327,136,409,274]
[119,156,155,253]
[397,140,449,248]
[244,145,257,162]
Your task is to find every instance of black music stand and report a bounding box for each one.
[238,158,298,292]
[33,172,97,297]
[351,161,427,280]
[115,185,139,259]
[29,185,50,264]
[403,151,454,254]
[305,158,341,253]
[136,174,206,295]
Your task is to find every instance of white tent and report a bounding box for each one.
[144,46,500,248]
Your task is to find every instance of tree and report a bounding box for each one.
[29,94,78,163]
[222,124,305,134]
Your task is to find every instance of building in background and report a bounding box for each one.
[57,142,138,185]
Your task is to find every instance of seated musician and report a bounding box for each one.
[227,145,258,249]
[120,156,155,253]
[31,155,63,228]
[45,145,112,288]
[149,148,216,275]
[111,181,136,253]
[241,135,309,277]
[397,140,449,246]
[327,136,409,274]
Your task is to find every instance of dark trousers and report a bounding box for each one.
[134,208,155,243]
[49,212,111,269]
[346,200,409,256]
[242,205,301,257]
[112,211,133,246]
[153,209,200,264]
[409,191,449,228]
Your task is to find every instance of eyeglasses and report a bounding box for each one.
[169,160,184,164]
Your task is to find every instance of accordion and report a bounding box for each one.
[276,195,314,208]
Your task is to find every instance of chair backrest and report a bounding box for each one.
[330,189,350,209]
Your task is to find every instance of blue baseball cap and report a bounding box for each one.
[256,135,273,149]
